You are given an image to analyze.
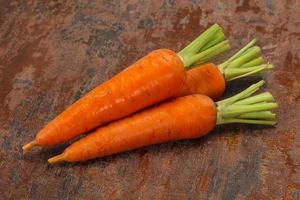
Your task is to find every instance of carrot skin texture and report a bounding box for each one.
[178,63,225,100]
[60,95,217,162]
[36,49,185,146]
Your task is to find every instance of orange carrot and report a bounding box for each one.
[49,95,217,163]
[179,39,273,100]
[48,81,278,163]
[178,63,225,99]
[23,24,230,152]
[26,49,185,147]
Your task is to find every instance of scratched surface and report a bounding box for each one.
[0,0,300,199]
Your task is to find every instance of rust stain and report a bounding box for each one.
[236,0,261,13]
[261,119,300,199]
[223,134,241,152]
[199,175,209,192]
[284,51,300,71]
[136,152,150,189]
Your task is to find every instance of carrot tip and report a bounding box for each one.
[48,154,65,164]
[22,140,37,153]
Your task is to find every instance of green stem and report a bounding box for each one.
[178,24,229,68]
[218,38,257,71]
[179,24,220,56]
[217,39,273,81]
[226,46,261,69]
[217,118,276,126]
[216,81,278,126]
[238,111,276,120]
[224,64,273,81]
[217,80,265,106]
[200,30,225,51]
[233,92,274,105]
[241,57,264,68]
[188,40,230,66]
[221,103,278,118]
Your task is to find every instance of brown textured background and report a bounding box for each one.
[1,0,300,199]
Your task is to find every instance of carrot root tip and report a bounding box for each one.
[48,154,65,164]
[22,140,37,153]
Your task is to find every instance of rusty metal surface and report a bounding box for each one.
[0,0,300,199]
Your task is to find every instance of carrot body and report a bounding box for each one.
[50,95,217,162]
[36,49,185,146]
[179,63,225,100]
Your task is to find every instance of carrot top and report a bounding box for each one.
[218,39,273,81]
[216,80,278,125]
[178,24,230,68]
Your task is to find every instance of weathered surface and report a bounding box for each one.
[0,0,299,199]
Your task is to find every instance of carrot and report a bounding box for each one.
[23,24,230,152]
[48,80,278,163]
[178,39,273,100]
[178,63,226,99]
